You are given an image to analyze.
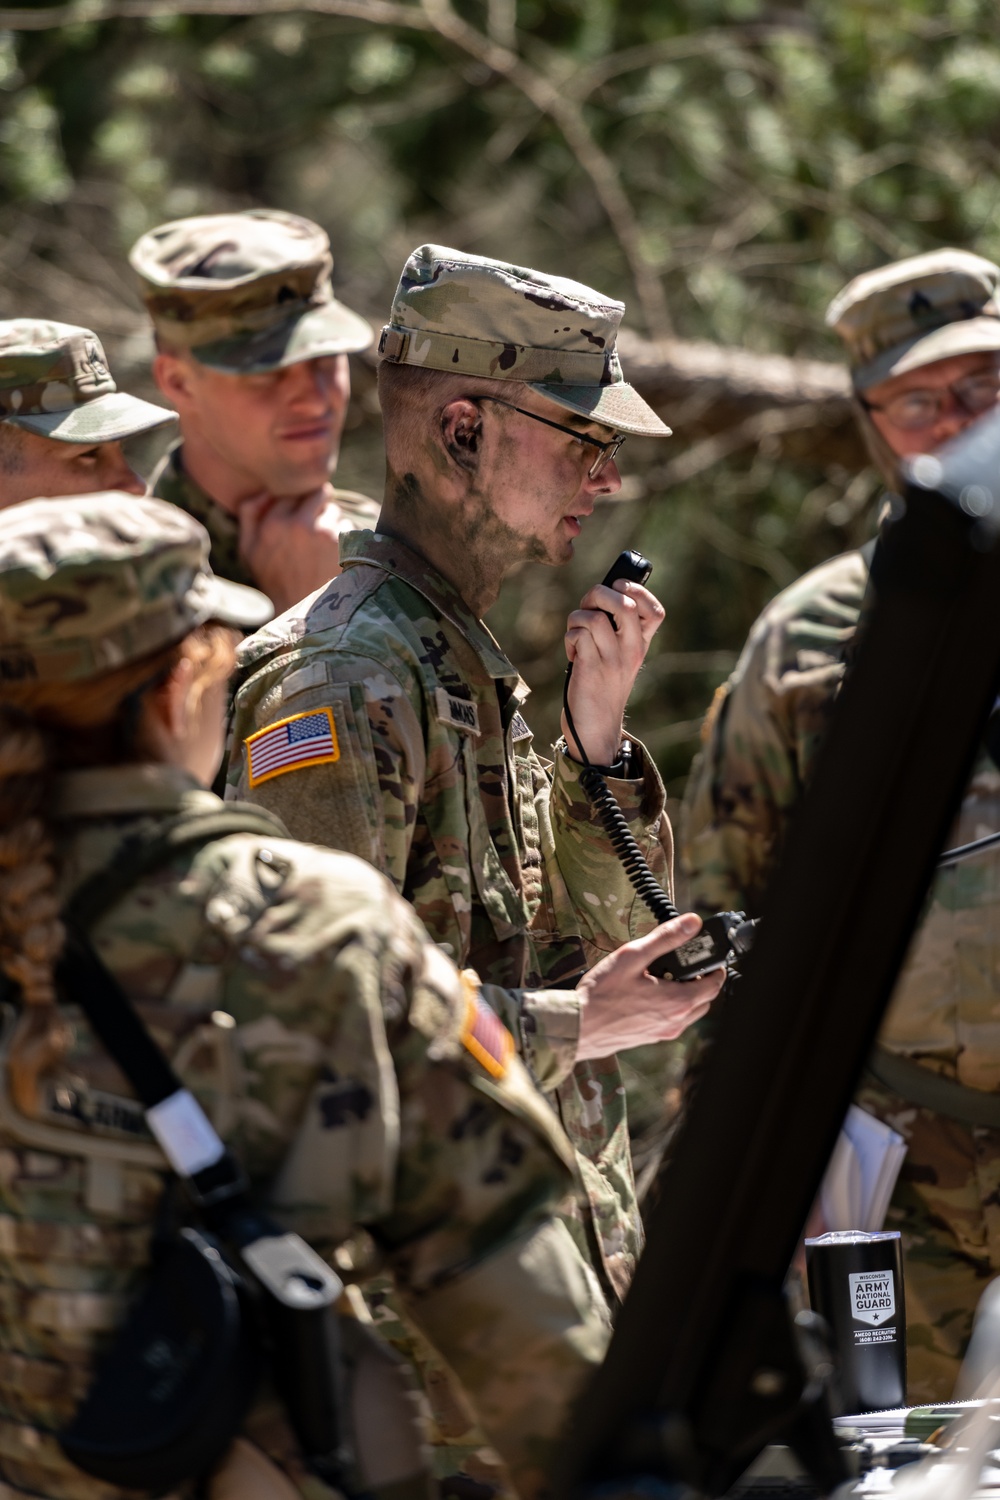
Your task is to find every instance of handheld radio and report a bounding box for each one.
[565,549,757,981]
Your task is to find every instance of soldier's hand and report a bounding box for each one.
[238,484,350,613]
[575,914,725,1061]
[561,579,664,765]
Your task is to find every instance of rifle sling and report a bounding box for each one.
[66,802,287,930]
[868,1043,1000,1130]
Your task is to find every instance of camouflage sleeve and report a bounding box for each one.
[548,737,673,952]
[382,952,610,1497]
[484,982,580,1092]
[680,654,795,917]
[681,624,849,918]
[410,1217,608,1499]
[205,839,608,1496]
[682,550,867,917]
[226,650,425,889]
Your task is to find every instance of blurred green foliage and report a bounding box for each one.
[2,0,999,794]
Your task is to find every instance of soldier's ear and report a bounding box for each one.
[152,350,197,409]
[440,399,482,473]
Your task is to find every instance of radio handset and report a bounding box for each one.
[597,548,653,619]
[564,549,756,981]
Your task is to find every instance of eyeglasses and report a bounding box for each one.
[861,372,1000,431]
[480,396,626,478]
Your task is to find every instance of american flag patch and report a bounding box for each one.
[245,708,340,787]
[460,979,514,1079]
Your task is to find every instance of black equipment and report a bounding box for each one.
[555,406,1000,1499]
[61,1225,260,1489]
[563,549,757,981]
[597,548,653,614]
[55,928,352,1494]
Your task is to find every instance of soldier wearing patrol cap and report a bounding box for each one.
[0,488,669,1499]
[227,242,723,1490]
[229,242,723,1287]
[0,318,174,505]
[130,209,379,612]
[684,248,1000,1400]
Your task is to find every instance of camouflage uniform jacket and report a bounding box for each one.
[151,441,380,588]
[0,763,609,1500]
[683,546,1000,1398]
[228,531,675,1302]
[683,547,870,916]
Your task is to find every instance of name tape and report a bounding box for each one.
[435,686,480,735]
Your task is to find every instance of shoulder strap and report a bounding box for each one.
[66,802,288,932]
[868,1044,1000,1130]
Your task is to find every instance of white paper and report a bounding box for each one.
[820,1105,907,1234]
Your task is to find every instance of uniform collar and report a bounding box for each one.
[340,530,520,684]
[51,764,221,820]
[154,441,255,589]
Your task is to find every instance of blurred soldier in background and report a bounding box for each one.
[131,209,379,612]
[0,490,614,1500]
[0,319,174,506]
[227,244,723,1490]
[683,249,1000,1400]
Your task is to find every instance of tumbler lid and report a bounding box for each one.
[804,1229,901,1246]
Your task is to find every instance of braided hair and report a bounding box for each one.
[0,625,236,1114]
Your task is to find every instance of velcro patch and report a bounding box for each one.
[246,707,340,787]
[460,977,514,1079]
[435,686,480,735]
[510,710,532,743]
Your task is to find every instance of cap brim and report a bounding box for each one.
[11,392,177,444]
[528,379,671,437]
[854,316,1000,391]
[198,573,273,632]
[191,300,375,374]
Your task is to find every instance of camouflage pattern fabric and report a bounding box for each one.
[826,248,1000,392]
[360,1276,512,1494]
[0,763,609,1500]
[150,441,380,589]
[0,492,271,684]
[228,529,673,1305]
[378,244,670,438]
[682,545,1000,1400]
[0,319,173,445]
[683,548,870,917]
[130,209,373,374]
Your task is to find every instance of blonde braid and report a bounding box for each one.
[0,706,70,1116]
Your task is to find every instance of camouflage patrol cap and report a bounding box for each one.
[0,493,271,684]
[378,244,670,438]
[0,320,175,444]
[130,209,374,374]
[827,250,1000,391]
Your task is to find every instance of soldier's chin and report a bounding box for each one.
[264,451,336,497]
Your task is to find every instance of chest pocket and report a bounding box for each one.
[460,734,528,942]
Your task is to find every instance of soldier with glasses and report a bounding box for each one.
[684,249,1000,1400]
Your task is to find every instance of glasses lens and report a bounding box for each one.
[883,393,940,431]
[956,375,1000,413]
[881,375,1000,430]
[589,436,625,479]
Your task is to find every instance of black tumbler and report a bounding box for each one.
[805,1230,906,1414]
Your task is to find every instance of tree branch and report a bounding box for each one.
[565,22,812,101]
[0,0,673,336]
[417,0,671,335]
[0,0,433,30]
[618,329,851,410]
